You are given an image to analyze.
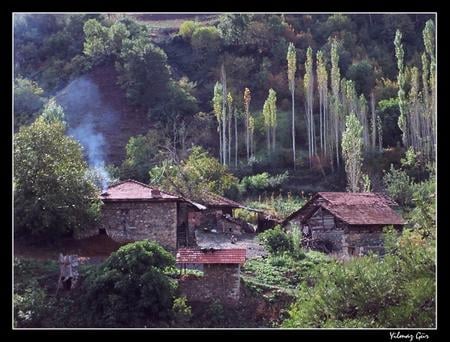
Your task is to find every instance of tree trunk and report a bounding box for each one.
[291,88,296,168]
[234,109,238,168]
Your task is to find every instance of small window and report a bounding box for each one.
[348,247,356,256]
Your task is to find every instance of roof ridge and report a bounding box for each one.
[107,179,181,197]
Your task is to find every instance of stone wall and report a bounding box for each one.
[179,264,241,305]
[98,200,178,251]
[341,225,385,257]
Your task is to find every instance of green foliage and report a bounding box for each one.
[83,18,112,63]
[116,37,171,108]
[341,112,363,192]
[258,226,293,255]
[40,99,66,124]
[14,116,101,240]
[377,97,403,147]
[239,171,289,195]
[120,130,166,183]
[243,250,330,290]
[282,229,435,328]
[150,146,238,197]
[14,77,47,129]
[172,296,192,326]
[346,60,375,97]
[383,164,414,207]
[245,192,305,219]
[81,240,176,327]
[191,26,222,55]
[179,20,199,40]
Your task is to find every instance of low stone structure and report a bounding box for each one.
[96,180,191,251]
[176,248,246,305]
[283,192,405,258]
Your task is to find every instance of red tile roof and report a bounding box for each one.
[284,192,405,226]
[176,248,246,264]
[99,179,180,202]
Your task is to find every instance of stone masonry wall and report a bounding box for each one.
[179,264,241,305]
[98,201,178,251]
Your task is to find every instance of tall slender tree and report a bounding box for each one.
[213,82,223,163]
[316,50,329,161]
[423,19,436,159]
[221,64,227,165]
[394,29,408,147]
[341,111,363,192]
[244,87,251,162]
[370,91,377,151]
[287,42,297,167]
[331,39,341,169]
[234,107,239,168]
[358,94,370,151]
[304,46,315,167]
[249,115,255,159]
[227,92,233,166]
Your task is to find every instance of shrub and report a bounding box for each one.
[258,226,293,255]
[80,240,177,327]
[282,229,435,328]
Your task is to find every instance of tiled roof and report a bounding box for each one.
[176,248,246,264]
[284,192,405,226]
[99,179,180,201]
[196,191,245,208]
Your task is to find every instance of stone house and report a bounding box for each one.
[96,179,200,251]
[282,192,405,258]
[176,248,246,305]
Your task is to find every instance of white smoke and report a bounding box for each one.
[69,115,111,191]
[55,75,120,193]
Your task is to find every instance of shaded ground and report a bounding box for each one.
[195,230,268,259]
[14,234,125,264]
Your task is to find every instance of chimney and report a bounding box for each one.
[151,189,161,198]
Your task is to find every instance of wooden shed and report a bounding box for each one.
[282,192,405,258]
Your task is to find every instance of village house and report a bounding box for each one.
[176,248,246,305]
[90,179,260,251]
[95,179,193,251]
[282,192,405,258]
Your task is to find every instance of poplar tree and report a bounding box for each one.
[234,107,239,168]
[244,87,251,162]
[331,39,341,169]
[394,29,408,147]
[249,115,255,159]
[213,82,223,163]
[304,46,315,167]
[227,92,233,167]
[316,50,329,161]
[358,94,370,151]
[287,42,297,167]
[423,19,436,159]
[341,112,363,192]
[221,64,228,165]
[370,92,377,151]
[262,89,277,157]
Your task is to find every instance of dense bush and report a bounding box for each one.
[80,240,177,327]
[282,229,435,328]
[258,226,293,255]
[239,171,289,195]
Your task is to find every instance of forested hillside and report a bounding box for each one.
[13,13,436,329]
